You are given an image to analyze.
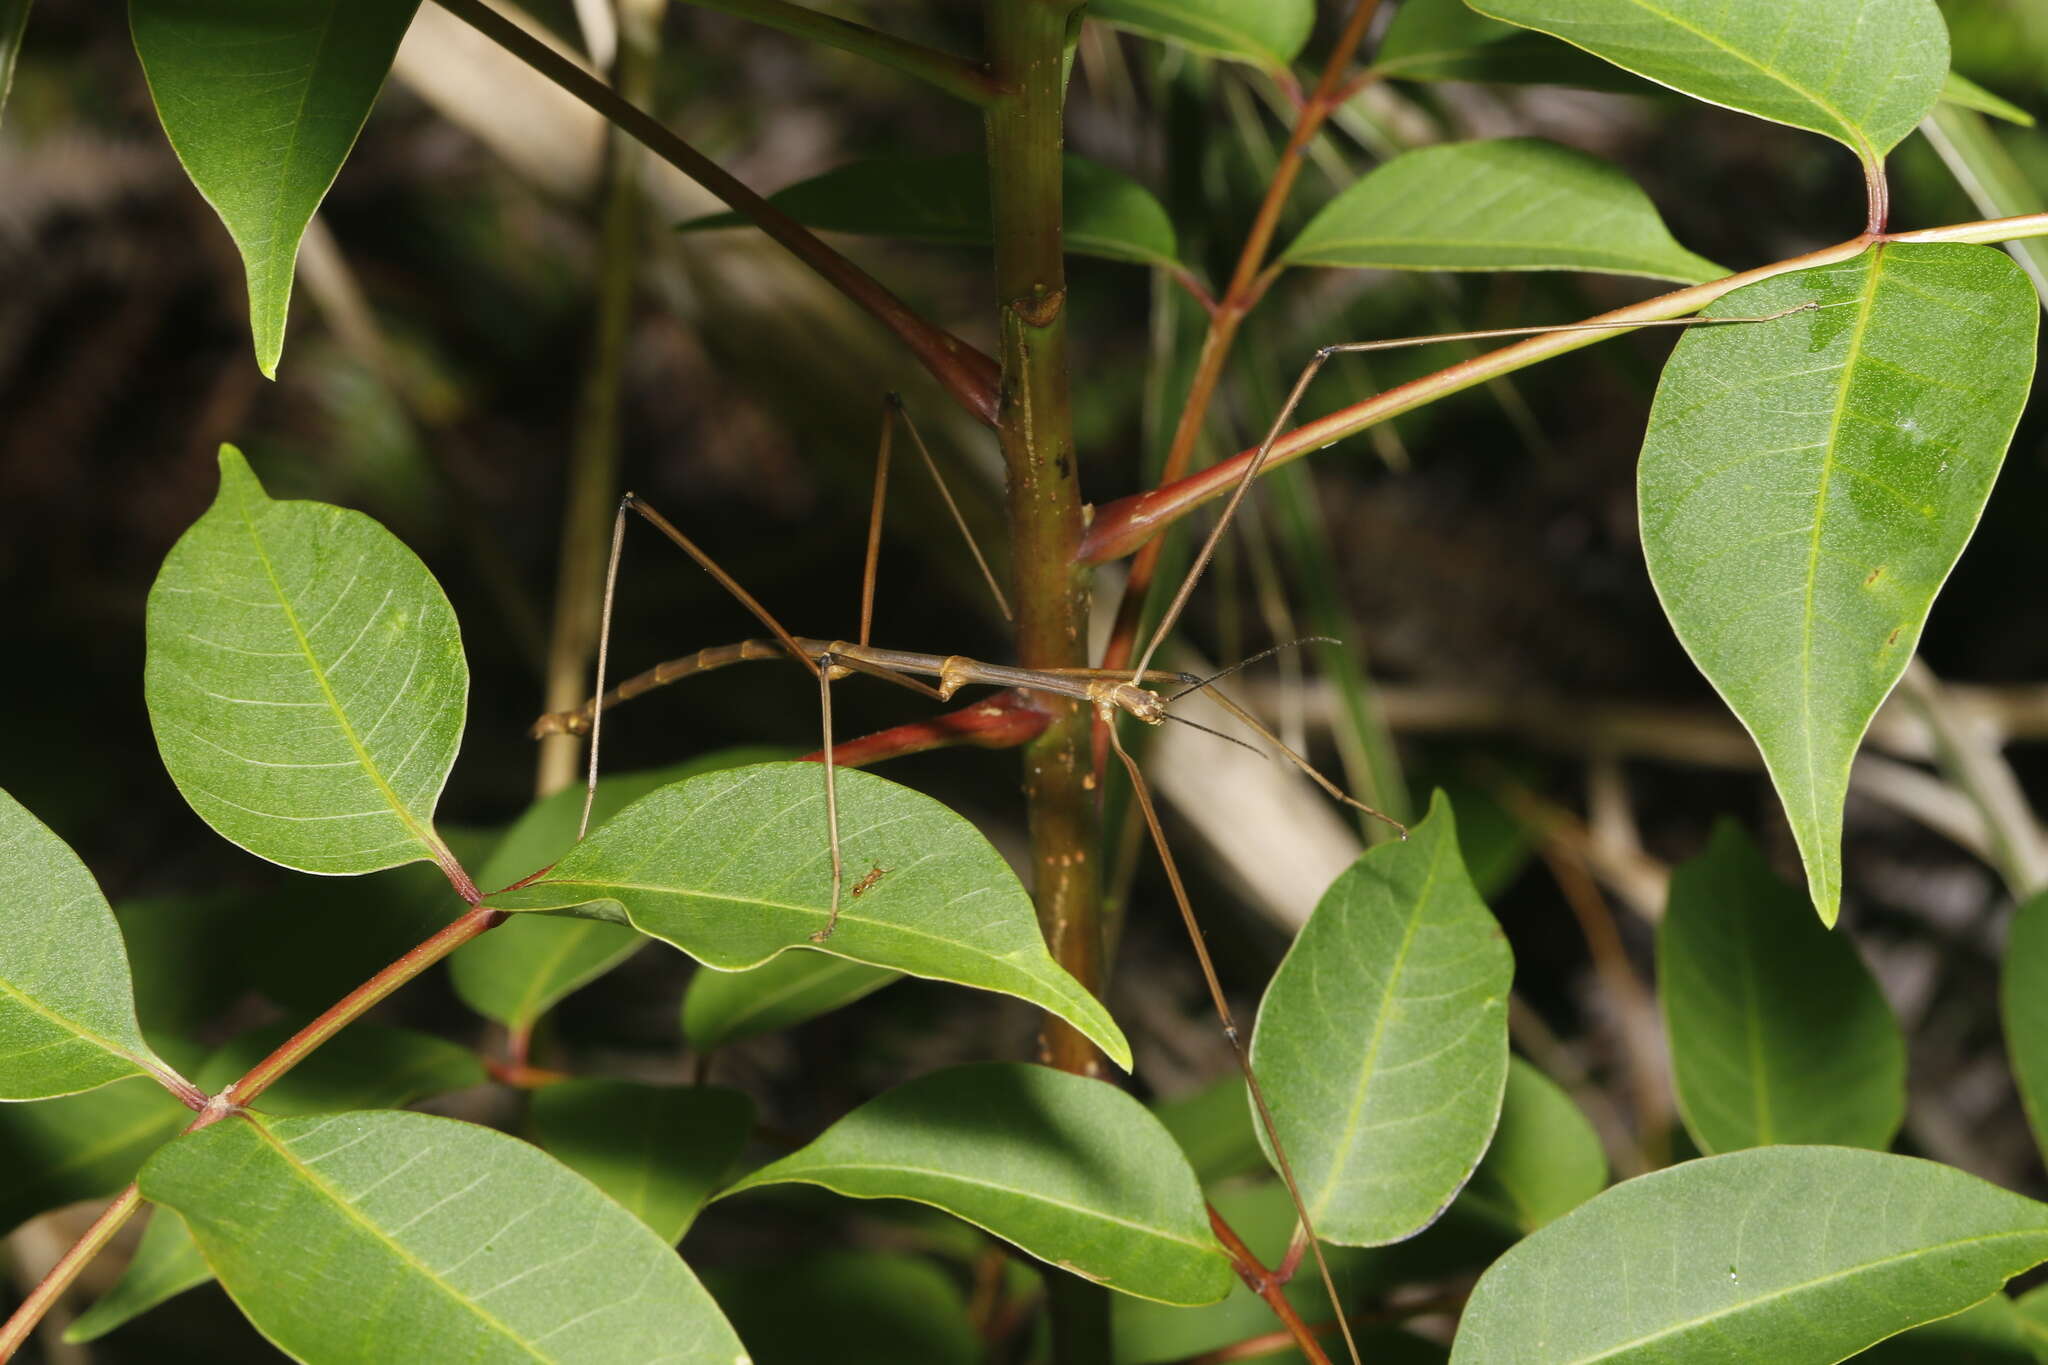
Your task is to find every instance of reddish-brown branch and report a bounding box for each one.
[1207,1203,1332,1365]
[800,689,1052,766]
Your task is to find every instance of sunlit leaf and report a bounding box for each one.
[490,763,1130,1070]
[0,1074,187,1234]
[140,1109,746,1361]
[1469,0,1950,165]
[64,1208,212,1344]
[722,1062,1232,1305]
[1085,0,1312,71]
[1250,792,1513,1245]
[704,1252,980,1365]
[680,949,899,1051]
[1639,245,2038,923]
[198,1023,484,1116]
[2003,889,2048,1168]
[129,0,422,375]
[530,1080,752,1243]
[0,788,167,1098]
[451,752,789,1032]
[1660,822,1905,1153]
[1459,1057,1607,1235]
[144,448,469,878]
[1450,1147,2048,1364]
[1282,139,1721,282]
[681,154,1178,267]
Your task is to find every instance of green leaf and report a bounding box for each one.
[0,788,166,1097]
[144,448,469,877]
[65,1207,213,1344]
[139,1109,746,1362]
[722,1062,1232,1305]
[1942,71,2037,128]
[681,154,1178,267]
[0,0,29,130]
[197,1023,484,1116]
[1660,822,1905,1153]
[1468,0,1950,165]
[490,763,1130,1070]
[451,751,787,1032]
[0,1074,187,1234]
[2003,890,2048,1168]
[680,950,899,1051]
[1459,1057,1607,1235]
[129,0,421,375]
[1152,1074,1262,1185]
[1084,0,1311,70]
[1373,0,1657,92]
[1854,1292,2038,1363]
[1249,792,1514,1246]
[530,1080,753,1243]
[1449,1147,2048,1365]
[2017,1284,2048,1358]
[1281,139,1723,283]
[704,1252,980,1365]
[1639,244,2039,924]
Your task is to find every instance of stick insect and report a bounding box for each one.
[533,302,1817,1363]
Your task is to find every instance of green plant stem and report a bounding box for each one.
[227,904,505,1106]
[679,0,1000,105]
[537,0,661,801]
[434,0,1001,424]
[0,1185,140,1362]
[1077,211,2048,564]
[985,0,1098,1079]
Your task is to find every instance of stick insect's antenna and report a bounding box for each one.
[1127,301,1824,685]
[1167,636,1340,702]
[579,500,631,841]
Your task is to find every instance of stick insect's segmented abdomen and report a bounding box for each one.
[527,638,789,738]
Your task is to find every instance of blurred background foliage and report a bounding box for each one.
[0,1,2044,1359]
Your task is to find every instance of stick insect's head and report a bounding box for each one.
[1105,682,1166,725]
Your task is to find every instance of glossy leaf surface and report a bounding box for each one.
[0,788,164,1097]
[1469,0,1949,164]
[1451,1147,2048,1364]
[129,0,421,375]
[681,154,1177,266]
[491,763,1129,1069]
[1250,793,1514,1245]
[140,1109,746,1362]
[1282,139,1721,282]
[681,949,899,1051]
[1661,822,1904,1153]
[0,1074,186,1234]
[1640,245,2038,923]
[451,752,788,1031]
[1460,1058,1607,1235]
[530,1080,752,1243]
[145,448,468,876]
[1085,0,1311,70]
[2004,890,2048,1167]
[723,1062,1231,1305]
[65,1208,213,1344]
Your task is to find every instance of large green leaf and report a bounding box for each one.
[1249,792,1514,1246]
[1459,1057,1607,1235]
[451,752,787,1032]
[1450,1147,2048,1364]
[0,788,166,1098]
[680,949,899,1051]
[1085,0,1311,70]
[1639,244,2038,924]
[530,1080,753,1244]
[198,1023,484,1116]
[704,1253,979,1365]
[490,763,1130,1070]
[129,0,421,375]
[1372,0,1655,90]
[65,1206,213,1344]
[1660,822,1905,1153]
[139,1109,746,1362]
[0,1074,187,1234]
[1469,0,1950,166]
[2003,890,2048,1167]
[680,154,1178,267]
[145,448,469,877]
[1281,139,1722,283]
[722,1062,1232,1306]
